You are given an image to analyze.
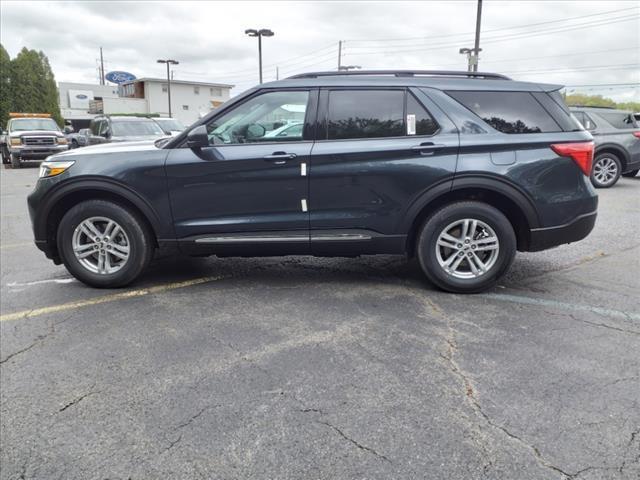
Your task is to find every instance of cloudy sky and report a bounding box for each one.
[1,1,638,101]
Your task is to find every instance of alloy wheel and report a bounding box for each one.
[435,218,500,279]
[71,216,130,274]
[593,157,618,185]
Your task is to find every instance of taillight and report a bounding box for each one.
[550,142,594,176]
[632,131,640,139]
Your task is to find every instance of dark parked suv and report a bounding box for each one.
[28,70,598,293]
[570,106,640,187]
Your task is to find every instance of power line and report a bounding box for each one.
[344,6,639,44]
[343,15,639,56]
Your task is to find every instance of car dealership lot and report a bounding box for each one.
[1,167,638,479]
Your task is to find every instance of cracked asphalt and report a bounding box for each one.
[1,166,639,480]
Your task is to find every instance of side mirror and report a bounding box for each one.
[104,128,112,139]
[246,123,266,139]
[187,125,209,148]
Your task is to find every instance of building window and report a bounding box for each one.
[182,105,189,110]
[210,87,222,97]
[194,86,200,95]
[162,84,168,93]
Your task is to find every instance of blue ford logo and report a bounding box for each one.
[75,94,88,99]
[105,71,137,84]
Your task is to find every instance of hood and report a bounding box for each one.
[10,130,64,138]
[111,134,167,142]
[51,140,160,159]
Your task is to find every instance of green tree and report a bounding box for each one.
[565,93,639,112]
[0,44,11,129]
[9,47,62,126]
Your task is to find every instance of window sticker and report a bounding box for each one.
[407,114,416,135]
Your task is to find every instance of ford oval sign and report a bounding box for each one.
[75,94,88,99]
[105,71,137,84]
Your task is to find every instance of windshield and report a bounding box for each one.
[155,118,185,131]
[10,118,60,132]
[112,120,165,137]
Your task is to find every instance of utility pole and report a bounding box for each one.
[99,47,105,85]
[245,29,274,84]
[276,66,279,80]
[337,40,342,70]
[473,0,483,71]
[459,0,483,72]
[157,59,179,118]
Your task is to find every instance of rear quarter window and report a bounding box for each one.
[596,112,637,130]
[446,90,562,134]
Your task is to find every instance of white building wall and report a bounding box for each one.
[144,81,231,125]
[58,82,120,109]
[102,97,148,114]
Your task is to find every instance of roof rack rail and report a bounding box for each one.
[568,105,616,109]
[287,70,511,80]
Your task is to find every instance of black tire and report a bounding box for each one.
[622,169,639,178]
[590,152,621,188]
[10,153,21,169]
[1,147,9,164]
[416,201,516,293]
[57,199,154,288]
[71,139,78,149]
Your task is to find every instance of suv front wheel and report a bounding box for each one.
[417,201,516,293]
[57,199,154,288]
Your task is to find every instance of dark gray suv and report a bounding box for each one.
[570,106,640,187]
[28,70,598,293]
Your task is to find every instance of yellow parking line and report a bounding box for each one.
[0,242,33,250]
[0,275,224,322]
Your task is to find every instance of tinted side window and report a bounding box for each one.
[327,90,404,140]
[207,90,309,144]
[597,112,637,129]
[90,120,99,135]
[447,91,561,134]
[406,93,439,136]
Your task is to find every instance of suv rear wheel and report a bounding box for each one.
[591,152,621,188]
[417,201,516,293]
[57,199,154,288]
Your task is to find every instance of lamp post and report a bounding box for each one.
[157,59,179,117]
[245,28,274,84]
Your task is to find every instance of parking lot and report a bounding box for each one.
[0,166,638,479]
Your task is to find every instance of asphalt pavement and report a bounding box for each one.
[1,165,639,480]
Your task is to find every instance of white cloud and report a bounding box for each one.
[0,0,638,100]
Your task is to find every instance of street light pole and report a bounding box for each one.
[157,59,179,118]
[245,28,274,84]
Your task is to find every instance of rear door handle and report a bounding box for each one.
[263,152,297,164]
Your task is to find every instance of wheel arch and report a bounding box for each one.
[403,176,539,255]
[38,179,163,260]
[595,144,629,170]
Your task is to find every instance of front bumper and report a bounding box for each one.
[10,145,69,160]
[527,211,597,252]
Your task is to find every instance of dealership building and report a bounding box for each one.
[59,78,233,129]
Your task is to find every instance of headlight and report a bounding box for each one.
[57,137,68,145]
[10,137,21,146]
[39,160,75,178]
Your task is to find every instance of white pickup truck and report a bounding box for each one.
[0,113,69,168]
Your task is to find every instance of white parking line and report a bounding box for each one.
[484,293,640,321]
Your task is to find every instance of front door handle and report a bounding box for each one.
[411,143,446,152]
[263,152,297,164]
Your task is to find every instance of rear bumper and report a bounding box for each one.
[527,210,597,252]
[624,152,640,172]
